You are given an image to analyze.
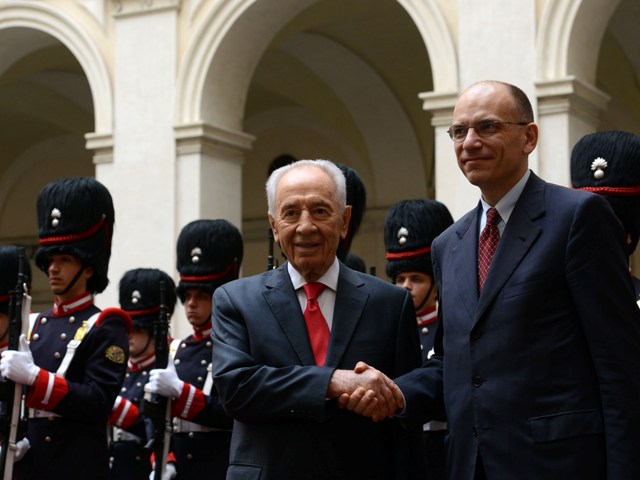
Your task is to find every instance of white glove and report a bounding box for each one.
[0,334,40,386]
[149,462,177,480]
[145,361,183,398]
[13,437,31,462]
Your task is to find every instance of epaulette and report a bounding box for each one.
[95,307,133,334]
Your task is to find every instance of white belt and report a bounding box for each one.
[113,427,143,443]
[423,420,447,432]
[172,418,230,434]
[28,408,61,420]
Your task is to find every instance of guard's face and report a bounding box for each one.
[394,271,435,311]
[269,165,351,283]
[129,328,153,357]
[47,253,93,302]
[183,288,212,328]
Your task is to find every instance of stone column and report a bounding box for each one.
[536,77,610,187]
[174,122,254,229]
[94,0,180,310]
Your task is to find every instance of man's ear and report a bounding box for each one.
[268,213,279,244]
[523,123,538,155]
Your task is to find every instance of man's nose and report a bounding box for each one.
[462,126,482,146]
[297,210,316,230]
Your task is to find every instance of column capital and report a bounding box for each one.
[175,122,255,159]
[113,0,181,18]
[536,76,610,125]
[419,91,458,127]
[85,131,114,165]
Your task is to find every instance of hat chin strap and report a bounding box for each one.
[55,265,86,297]
[138,330,153,357]
[415,281,435,313]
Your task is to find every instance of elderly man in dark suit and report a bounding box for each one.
[211,159,425,480]
[342,81,640,480]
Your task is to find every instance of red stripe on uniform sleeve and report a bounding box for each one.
[109,396,141,430]
[171,382,206,420]
[26,370,69,410]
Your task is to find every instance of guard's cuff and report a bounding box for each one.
[171,382,205,420]
[110,397,140,430]
[150,451,177,466]
[26,370,68,410]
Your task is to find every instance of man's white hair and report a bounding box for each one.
[266,159,347,216]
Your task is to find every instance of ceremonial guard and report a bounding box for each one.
[0,177,131,480]
[384,199,453,480]
[0,245,32,466]
[571,131,640,301]
[109,268,177,479]
[0,246,32,353]
[146,219,242,479]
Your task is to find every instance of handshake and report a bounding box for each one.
[328,361,403,422]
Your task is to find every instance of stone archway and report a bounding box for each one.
[0,1,112,133]
[0,2,109,310]
[175,0,459,276]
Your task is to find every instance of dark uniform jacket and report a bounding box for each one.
[17,293,130,480]
[170,324,232,480]
[109,352,156,480]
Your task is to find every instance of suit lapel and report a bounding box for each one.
[476,174,545,319]
[262,265,316,365]
[325,265,367,367]
[449,207,481,324]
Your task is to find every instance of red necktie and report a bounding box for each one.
[478,207,501,291]
[303,282,330,366]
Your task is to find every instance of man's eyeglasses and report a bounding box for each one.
[447,120,528,143]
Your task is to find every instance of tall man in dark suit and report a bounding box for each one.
[211,159,425,479]
[342,81,640,480]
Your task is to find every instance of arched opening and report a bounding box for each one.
[0,27,95,311]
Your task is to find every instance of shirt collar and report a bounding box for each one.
[128,352,156,372]
[480,169,530,232]
[288,257,340,292]
[416,304,438,327]
[53,292,94,317]
[192,320,212,341]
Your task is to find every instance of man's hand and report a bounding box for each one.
[0,334,40,386]
[13,437,31,462]
[328,361,403,421]
[145,361,183,398]
[149,462,177,480]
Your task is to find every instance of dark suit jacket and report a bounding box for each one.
[395,172,640,480]
[212,262,425,480]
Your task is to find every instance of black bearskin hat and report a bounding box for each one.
[0,246,32,315]
[336,164,367,262]
[384,199,453,281]
[34,177,115,293]
[176,219,243,302]
[571,131,640,255]
[119,268,176,331]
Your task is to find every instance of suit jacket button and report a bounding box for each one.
[472,426,478,437]
[45,436,52,442]
[471,330,481,340]
[472,375,483,387]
